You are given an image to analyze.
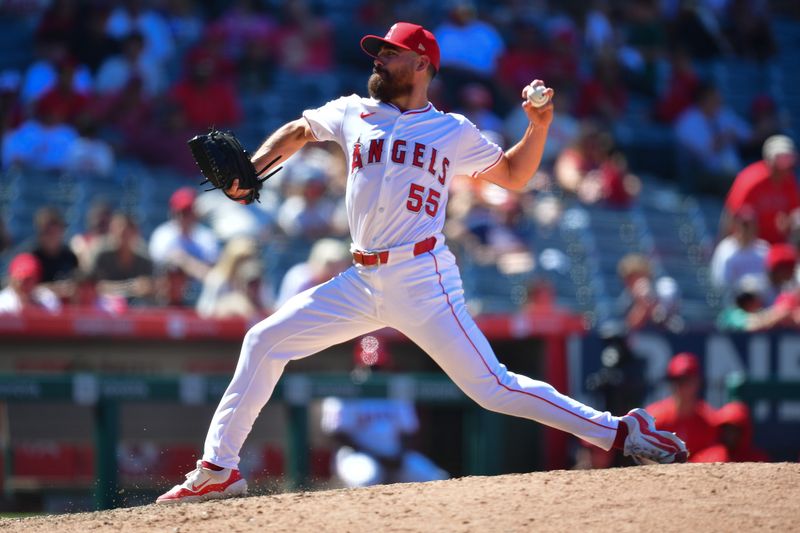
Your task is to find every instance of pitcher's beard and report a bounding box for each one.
[368,71,413,102]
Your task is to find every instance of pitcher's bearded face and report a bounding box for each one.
[368,62,414,101]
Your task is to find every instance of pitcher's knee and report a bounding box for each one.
[241,323,275,361]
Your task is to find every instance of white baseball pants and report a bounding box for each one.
[203,240,620,468]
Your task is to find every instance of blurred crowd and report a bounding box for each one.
[0,0,798,331]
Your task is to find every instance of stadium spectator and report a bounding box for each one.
[163,0,205,56]
[653,47,700,124]
[744,244,800,331]
[169,56,242,130]
[208,0,277,65]
[434,0,505,77]
[64,118,116,177]
[716,274,767,331]
[29,207,79,298]
[91,76,154,152]
[741,94,785,164]
[675,83,753,194]
[583,0,616,56]
[183,28,239,85]
[105,0,176,72]
[153,264,191,308]
[763,243,798,304]
[70,199,113,270]
[89,212,154,303]
[691,401,769,462]
[645,352,718,457]
[95,32,166,96]
[196,237,272,320]
[70,271,128,314]
[709,206,769,293]
[276,238,351,308]
[495,20,549,105]
[0,253,61,314]
[20,39,92,106]
[321,336,448,487]
[148,187,220,283]
[277,166,341,240]
[446,181,531,270]
[34,57,90,126]
[723,135,799,245]
[2,97,79,172]
[274,0,335,75]
[615,253,683,332]
[573,51,628,122]
[619,0,667,96]
[457,83,503,135]
[555,122,640,207]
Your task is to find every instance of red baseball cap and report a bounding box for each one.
[8,253,43,282]
[361,22,440,72]
[169,187,196,213]
[667,352,700,380]
[766,243,797,271]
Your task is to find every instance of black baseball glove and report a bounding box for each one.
[187,129,282,204]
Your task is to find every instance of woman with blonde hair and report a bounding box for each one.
[195,237,271,319]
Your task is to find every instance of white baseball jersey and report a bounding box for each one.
[321,397,418,457]
[303,95,503,250]
[201,94,622,471]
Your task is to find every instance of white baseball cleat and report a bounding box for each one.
[156,461,247,504]
[621,408,689,465]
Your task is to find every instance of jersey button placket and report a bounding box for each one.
[372,113,401,248]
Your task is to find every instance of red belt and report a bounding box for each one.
[352,236,437,266]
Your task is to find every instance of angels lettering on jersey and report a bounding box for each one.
[303,94,503,251]
[350,136,451,187]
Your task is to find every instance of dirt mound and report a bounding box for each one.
[3,463,798,533]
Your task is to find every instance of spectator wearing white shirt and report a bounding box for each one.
[710,206,769,297]
[95,32,166,96]
[149,187,219,282]
[276,238,351,308]
[0,253,61,314]
[321,336,448,488]
[65,119,115,177]
[277,166,340,240]
[675,83,753,194]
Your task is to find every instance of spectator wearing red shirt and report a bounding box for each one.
[169,58,241,130]
[691,401,769,463]
[724,135,799,245]
[35,59,89,126]
[654,47,699,124]
[646,352,718,457]
[574,51,627,123]
[745,244,800,331]
[274,0,335,75]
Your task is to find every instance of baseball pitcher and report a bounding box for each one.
[158,22,687,504]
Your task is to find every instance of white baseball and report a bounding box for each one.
[526,84,550,108]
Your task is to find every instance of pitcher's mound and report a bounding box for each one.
[3,463,798,533]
